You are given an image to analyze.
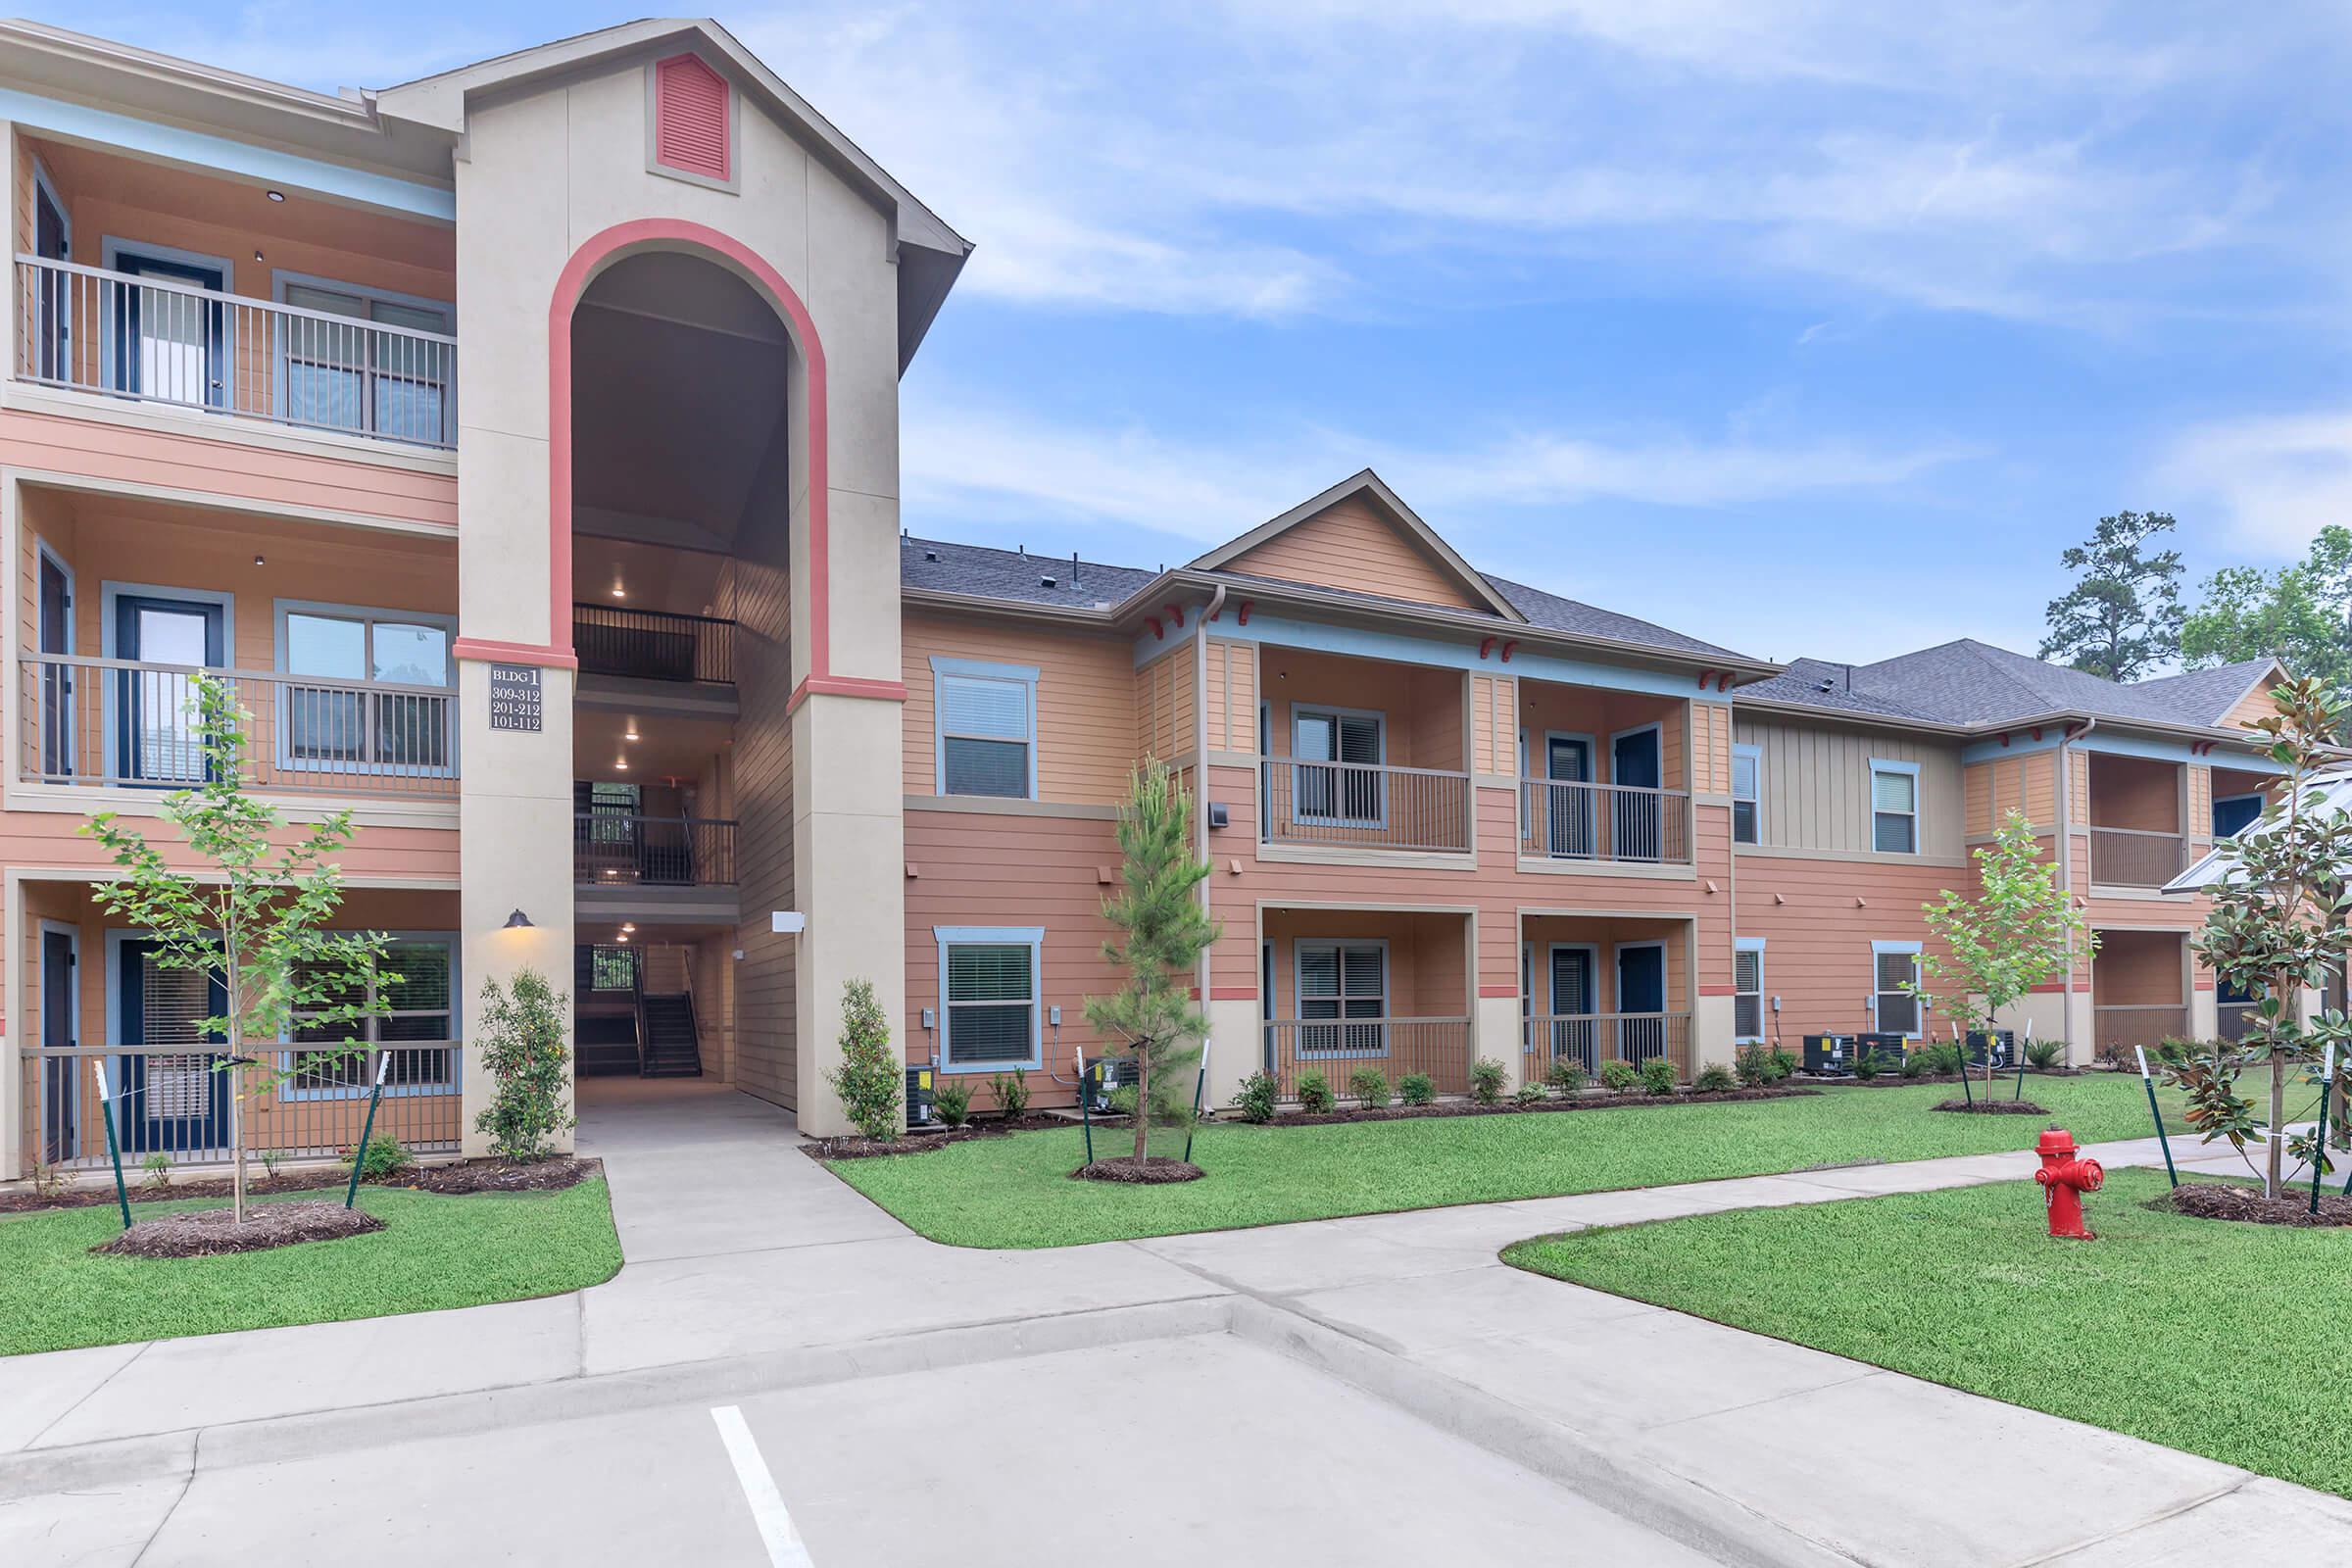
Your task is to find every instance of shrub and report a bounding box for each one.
[1914,1040,1961,1076]
[260,1149,285,1183]
[1106,1085,1139,1117]
[1899,1050,1930,1079]
[1232,1070,1279,1123]
[140,1152,173,1194]
[935,1080,974,1128]
[1398,1072,1436,1106]
[990,1066,1031,1122]
[28,1162,67,1200]
[1852,1043,1882,1081]
[821,978,903,1142]
[1694,1063,1737,1094]
[2026,1037,2063,1070]
[1547,1056,1589,1096]
[1513,1083,1544,1106]
[1469,1057,1508,1106]
[1767,1046,1798,1081]
[1640,1057,1678,1096]
[474,967,576,1162]
[1734,1043,1769,1088]
[1348,1067,1392,1111]
[1600,1058,1642,1093]
[1297,1070,1335,1113]
[351,1135,412,1180]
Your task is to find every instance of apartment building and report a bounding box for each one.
[0,21,2288,1180]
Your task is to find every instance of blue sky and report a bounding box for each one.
[46,2,2352,663]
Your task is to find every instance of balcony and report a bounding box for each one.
[2089,827,2187,889]
[1519,777,1692,864]
[573,604,735,685]
[18,655,457,798]
[573,812,739,887]
[1258,758,1471,855]
[14,255,457,449]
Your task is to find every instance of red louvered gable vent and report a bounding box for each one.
[655,54,730,180]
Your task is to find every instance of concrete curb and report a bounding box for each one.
[1227,1296,1861,1568]
[0,1295,1232,1502]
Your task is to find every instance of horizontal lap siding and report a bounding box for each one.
[1521,913,1692,1012]
[2226,683,2282,731]
[904,612,1139,803]
[1263,907,1468,1017]
[1735,856,1964,1038]
[2093,931,2185,1005]
[1223,498,1485,612]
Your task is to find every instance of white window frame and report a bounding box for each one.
[1294,938,1390,1057]
[1871,940,1923,1037]
[931,656,1039,801]
[272,599,459,779]
[279,930,462,1101]
[1870,758,1920,856]
[1291,705,1387,828]
[1734,937,1766,1044]
[1731,743,1762,846]
[935,925,1044,1073]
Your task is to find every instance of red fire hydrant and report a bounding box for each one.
[2034,1127,2103,1241]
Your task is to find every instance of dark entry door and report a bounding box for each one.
[118,938,228,1155]
[1610,728,1662,860]
[116,595,224,784]
[40,930,76,1164]
[1547,946,1596,1071]
[109,251,227,407]
[38,553,73,777]
[1544,735,1593,857]
[1616,945,1666,1062]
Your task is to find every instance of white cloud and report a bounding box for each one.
[2155,410,2352,556]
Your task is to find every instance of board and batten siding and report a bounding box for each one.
[1963,751,2059,838]
[1203,637,1258,755]
[1731,715,1963,859]
[902,612,1142,803]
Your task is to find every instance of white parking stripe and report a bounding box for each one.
[711,1404,815,1567]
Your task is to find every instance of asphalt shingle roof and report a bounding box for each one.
[1747,639,2278,732]
[1484,575,1750,661]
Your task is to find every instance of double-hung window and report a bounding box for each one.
[277,279,454,446]
[1731,744,1761,845]
[1870,760,1919,854]
[1293,709,1384,824]
[938,927,1043,1071]
[1297,941,1387,1055]
[1872,943,1922,1037]
[1734,939,1765,1043]
[933,658,1037,800]
[278,604,455,774]
[287,936,457,1095]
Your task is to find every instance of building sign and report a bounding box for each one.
[488,663,544,732]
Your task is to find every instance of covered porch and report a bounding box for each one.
[1258,906,1473,1100]
[2089,927,2190,1061]
[1515,680,1691,865]
[1519,912,1697,1083]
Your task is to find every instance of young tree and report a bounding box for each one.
[1910,811,2098,1094]
[825,978,903,1142]
[2182,677,2352,1199]
[2180,526,2352,686]
[2039,511,2184,680]
[1084,760,1220,1168]
[82,676,393,1222]
[474,967,576,1161]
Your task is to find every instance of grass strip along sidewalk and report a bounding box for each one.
[830,1075,2188,1249]
[0,1179,621,1357]
[1506,1167,2352,1499]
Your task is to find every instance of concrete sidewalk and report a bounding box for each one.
[5,1082,2346,1566]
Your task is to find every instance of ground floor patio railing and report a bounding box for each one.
[1262,1016,1472,1101]
[2090,1004,2190,1060]
[1522,1011,1693,1084]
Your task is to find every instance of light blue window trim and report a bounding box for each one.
[1734,937,1766,1043]
[272,599,460,779]
[1291,704,1387,828]
[278,931,461,1101]
[1294,938,1391,1059]
[1869,758,1921,855]
[930,656,1039,800]
[934,925,1045,1073]
[1731,743,1762,845]
[1870,940,1924,1037]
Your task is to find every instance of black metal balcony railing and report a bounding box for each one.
[573,604,735,685]
[573,812,739,887]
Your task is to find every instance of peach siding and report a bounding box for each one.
[1735,856,1964,1039]
[1257,648,1464,771]
[1134,646,1195,766]
[1521,914,1693,1013]
[1262,908,1470,1019]
[1469,674,1515,775]
[1690,702,1732,795]
[2085,753,2179,832]
[2186,764,2213,844]
[1965,750,2059,836]
[2225,679,2284,732]
[1520,686,1686,789]
[903,612,1140,804]
[1203,638,1257,754]
[1222,497,1486,612]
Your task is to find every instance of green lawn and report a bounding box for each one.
[0,1179,622,1357]
[1505,1168,2352,1497]
[829,1075,2189,1249]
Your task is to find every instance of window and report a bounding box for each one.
[589,947,639,993]
[1872,943,1922,1036]
[288,937,456,1095]
[1870,760,1918,854]
[1734,940,1765,1043]
[938,927,1043,1071]
[2213,794,2264,839]
[1731,744,1761,845]
[1297,941,1387,1055]
[1294,709,1385,823]
[276,279,453,445]
[933,658,1037,799]
[278,604,455,773]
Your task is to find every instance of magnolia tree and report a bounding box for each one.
[1911,811,2097,1092]
[1084,760,1220,1169]
[2180,678,2352,1199]
[83,676,393,1223]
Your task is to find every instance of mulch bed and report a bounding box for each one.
[808,1112,1123,1161]
[1809,1070,2084,1088]
[95,1200,386,1258]
[2159,1182,2352,1228]
[1932,1099,2051,1116]
[1072,1156,1203,1184]
[1269,1086,1820,1127]
[3,1155,598,1215]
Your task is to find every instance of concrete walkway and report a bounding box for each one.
[4,1081,2347,1565]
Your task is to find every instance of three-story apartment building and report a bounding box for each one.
[0,20,2291,1180]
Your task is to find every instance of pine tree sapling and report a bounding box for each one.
[82,675,394,1224]
[827,979,903,1141]
[474,968,577,1161]
[2183,678,2352,1198]
[1083,761,1221,1171]
[1911,811,2097,1100]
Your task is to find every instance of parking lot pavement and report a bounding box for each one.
[5,1335,1720,1568]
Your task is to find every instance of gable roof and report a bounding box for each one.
[902,535,1158,613]
[371,19,970,368]
[1189,471,1527,623]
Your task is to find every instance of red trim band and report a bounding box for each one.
[1207,987,1258,1002]
[1696,985,1737,997]
[453,637,579,670]
[787,674,910,713]
[1477,984,1519,999]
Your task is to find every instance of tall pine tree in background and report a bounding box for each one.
[2039,511,2184,680]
